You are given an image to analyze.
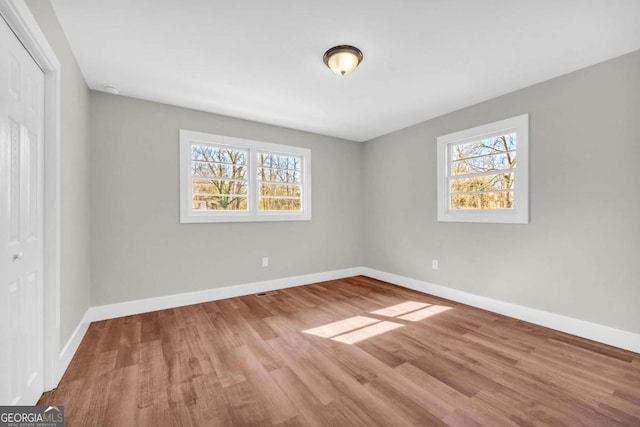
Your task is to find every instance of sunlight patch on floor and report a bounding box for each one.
[331,321,404,344]
[302,300,451,344]
[397,305,451,321]
[372,300,451,322]
[303,315,379,338]
[370,301,430,317]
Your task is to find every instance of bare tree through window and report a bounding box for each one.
[257,153,302,211]
[180,130,312,223]
[191,145,248,211]
[450,133,516,210]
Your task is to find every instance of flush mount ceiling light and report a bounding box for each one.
[323,45,363,76]
[103,85,120,95]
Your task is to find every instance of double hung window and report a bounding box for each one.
[180,130,311,223]
[437,114,529,223]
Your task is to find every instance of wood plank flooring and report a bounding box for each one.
[38,276,640,426]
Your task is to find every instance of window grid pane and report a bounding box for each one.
[257,152,303,211]
[450,173,515,194]
[191,144,249,211]
[451,191,515,210]
[448,133,517,210]
[258,198,301,211]
[193,196,248,211]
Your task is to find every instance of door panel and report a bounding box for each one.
[9,118,20,242]
[1,15,45,405]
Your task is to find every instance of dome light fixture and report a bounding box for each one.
[323,45,363,76]
[103,85,120,95]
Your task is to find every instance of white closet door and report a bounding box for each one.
[0,14,45,405]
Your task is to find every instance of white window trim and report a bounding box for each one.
[180,130,311,223]
[437,114,529,224]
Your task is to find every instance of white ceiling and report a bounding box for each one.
[50,0,640,142]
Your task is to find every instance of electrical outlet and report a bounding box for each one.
[262,257,269,267]
[432,259,439,270]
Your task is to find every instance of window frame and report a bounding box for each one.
[180,130,311,223]
[436,114,529,224]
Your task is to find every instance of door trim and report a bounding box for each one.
[0,0,61,391]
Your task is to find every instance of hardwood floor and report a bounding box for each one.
[39,276,640,426]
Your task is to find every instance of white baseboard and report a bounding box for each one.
[56,266,638,384]
[86,267,363,322]
[361,267,640,354]
[57,309,91,384]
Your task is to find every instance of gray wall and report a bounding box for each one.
[25,0,92,347]
[363,50,640,334]
[89,93,363,305]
